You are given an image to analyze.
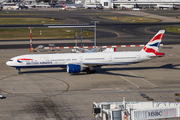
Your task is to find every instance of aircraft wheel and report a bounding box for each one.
[18,71,22,75]
[92,70,97,73]
[87,70,97,74]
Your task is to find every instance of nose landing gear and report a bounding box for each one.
[16,68,21,75]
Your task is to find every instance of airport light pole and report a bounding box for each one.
[29,27,33,52]
[91,21,99,48]
[80,29,83,48]
[75,29,78,47]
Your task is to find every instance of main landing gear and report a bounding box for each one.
[16,68,21,75]
[85,67,97,74]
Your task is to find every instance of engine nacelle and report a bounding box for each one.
[67,64,83,74]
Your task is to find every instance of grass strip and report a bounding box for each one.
[0,18,63,24]
[101,16,161,23]
[0,28,94,40]
[163,26,180,34]
[0,14,44,16]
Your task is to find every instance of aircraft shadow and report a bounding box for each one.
[97,64,180,78]
[21,69,66,74]
[97,70,145,78]
[19,64,179,78]
[101,64,180,71]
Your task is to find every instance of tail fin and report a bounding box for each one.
[63,3,66,9]
[141,30,165,56]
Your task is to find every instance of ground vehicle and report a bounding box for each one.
[19,6,28,10]
[0,94,3,99]
[175,98,180,102]
[85,3,103,9]
[132,8,140,11]
[140,94,149,98]
[174,93,180,96]
[147,98,154,101]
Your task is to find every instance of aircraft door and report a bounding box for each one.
[40,56,49,62]
[109,55,112,62]
[80,56,83,63]
[137,54,140,61]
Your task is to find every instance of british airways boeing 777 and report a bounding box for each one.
[6,30,165,74]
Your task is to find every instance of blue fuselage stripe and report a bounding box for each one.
[12,65,67,68]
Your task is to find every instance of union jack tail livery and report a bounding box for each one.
[141,30,165,57]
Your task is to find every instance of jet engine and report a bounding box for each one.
[67,64,83,74]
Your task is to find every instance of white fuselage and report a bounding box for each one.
[66,6,77,9]
[6,51,154,68]
[3,3,19,10]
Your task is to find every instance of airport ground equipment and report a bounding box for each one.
[0,94,5,99]
[93,97,180,120]
[0,94,3,99]
[140,94,149,98]
[174,93,180,96]
[33,44,159,52]
[43,44,163,51]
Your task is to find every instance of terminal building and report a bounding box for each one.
[0,0,180,10]
[92,98,180,120]
[113,0,180,9]
[81,0,180,9]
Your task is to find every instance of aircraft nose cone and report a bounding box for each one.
[6,61,10,66]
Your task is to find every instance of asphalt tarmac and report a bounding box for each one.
[1,45,180,120]
[0,9,180,120]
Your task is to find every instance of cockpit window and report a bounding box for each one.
[9,59,13,61]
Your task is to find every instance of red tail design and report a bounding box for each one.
[141,30,165,57]
[149,33,164,43]
[63,3,66,8]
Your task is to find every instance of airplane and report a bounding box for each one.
[59,3,80,10]
[59,3,66,10]
[6,30,165,74]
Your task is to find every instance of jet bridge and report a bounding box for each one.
[92,98,180,120]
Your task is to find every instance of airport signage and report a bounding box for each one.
[134,108,177,120]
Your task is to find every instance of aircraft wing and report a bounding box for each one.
[71,48,89,53]
[86,48,116,53]
[72,48,116,53]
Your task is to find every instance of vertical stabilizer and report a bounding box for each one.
[141,30,165,56]
[63,3,66,10]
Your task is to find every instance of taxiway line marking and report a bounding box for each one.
[105,67,139,88]
[111,26,120,38]
[43,99,61,120]
[0,74,41,99]
[144,27,156,34]
[40,75,70,99]
[117,65,158,87]
[145,27,150,33]
[0,74,70,120]
[98,28,120,38]
[38,75,70,120]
